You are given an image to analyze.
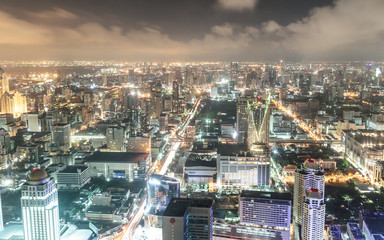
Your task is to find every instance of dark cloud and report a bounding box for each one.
[0,0,381,61]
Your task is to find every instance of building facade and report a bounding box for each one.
[21,168,60,240]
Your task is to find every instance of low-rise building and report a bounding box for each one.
[57,165,91,189]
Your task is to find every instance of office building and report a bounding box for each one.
[51,123,71,152]
[162,198,213,240]
[239,190,291,239]
[301,189,326,240]
[57,165,91,189]
[106,126,126,152]
[21,168,60,240]
[293,159,325,226]
[236,93,255,144]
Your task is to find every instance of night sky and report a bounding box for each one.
[0,0,383,61]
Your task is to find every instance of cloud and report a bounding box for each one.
[216,0,258,12]
[211,23,234,37]
[0,0,384,61]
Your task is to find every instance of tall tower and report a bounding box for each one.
[301,189,325,240]
[247,94,270,149]
[0,67,9,96]
[172,79,180,113]
[293,159,325,238]
[21,168,60,240]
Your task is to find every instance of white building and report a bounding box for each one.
[301,189,325,240]
[239,191,291,240]
[86,152,150,181]
[21,168,60,240]
[217,144,270,187]
[293,159,325,228]
[57,165,91,189]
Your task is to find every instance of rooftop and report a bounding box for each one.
[163,198,213,217]
[86,151,149,163]
[240,190,292,202]
[59,165,89,173]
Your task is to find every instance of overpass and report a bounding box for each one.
[269,138,343,145]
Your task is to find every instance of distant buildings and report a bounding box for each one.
[162,198,213,240]
[21,168,60,240]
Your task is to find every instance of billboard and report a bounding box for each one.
[147,174,180,213]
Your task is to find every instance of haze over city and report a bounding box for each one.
[0,1,384,240]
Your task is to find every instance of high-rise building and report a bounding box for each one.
[0,67,9,96]
[239,191,291,239]
[106,126,126,152]
[1,92,13,114]
[151,80,162,118]
[247,94,270,149]
[301,189,325,240]
[293,159,325,237]
[162,198,213,240]
[172,79,180,113]
[13,91,27,116]
[236,92,256,144]
[21,168,60,240]
[51,123,71,152]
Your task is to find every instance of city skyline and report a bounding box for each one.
[0,0,383,61]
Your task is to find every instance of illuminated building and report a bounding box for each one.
[0,128,10,168]
[217,144,270,187]
[57,165,91,190]
[172,79,180,113]
[239,191,291,240]
[301,189,325,240]
[0,68,9,96]
[247,94,270,149]
[293,159,325,237]
[0,93,13,114]
[162,198,213,240]
[236,92,256,144]
[13,91,27,117]
[151,80,162,118]
[86,152,150,181]
[344,130,384,184]
[21,168,60,240]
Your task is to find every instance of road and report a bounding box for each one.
[107,98,202,240]
[271,98,324,141]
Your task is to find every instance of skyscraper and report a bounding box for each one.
[21,168,60,240]
[301,189,326,240]
[0,67,9,96]
[172,79,180,113]
[293,159,325,238]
